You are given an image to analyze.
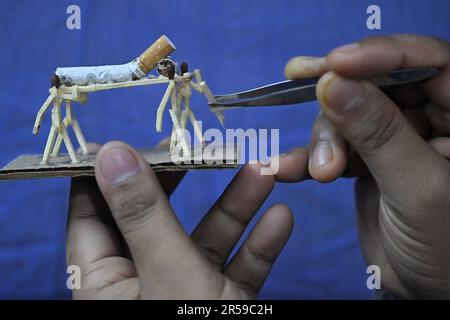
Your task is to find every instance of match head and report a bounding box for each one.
[50,73,61,88]
[180,62,189,75]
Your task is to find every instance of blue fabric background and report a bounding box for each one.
[0,0,448,299]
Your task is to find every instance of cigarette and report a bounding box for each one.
[52,35,176,87]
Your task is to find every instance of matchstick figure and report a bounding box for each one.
[32,37,222,164]
[155,59,223,157]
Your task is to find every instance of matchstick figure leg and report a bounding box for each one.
[156,81,174,132]
[72,118,88,155]
[169,87,180,153]
[182,96,204,146]
[188,110,204,146]
[42,99,63,164]
[167,85,192,157]
[61,125,79,163]
[46,98,79,163]
[170,127,177,153]
[169,109,191,158]
[52,100,87,157]
[180,109,189,130]
[51,123,65,157]
[65,100,88,155]
[41,125,57,164]
[60,100,79,163]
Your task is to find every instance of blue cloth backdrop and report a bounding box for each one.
[0,0,448,299]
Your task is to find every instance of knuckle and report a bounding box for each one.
[245,243,276,264]
[195,242,225,267]
[349,91,399,154]
[217,201,248,227]
[112,184,160,232]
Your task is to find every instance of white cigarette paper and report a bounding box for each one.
[55,60,142,86]
[53,35,175,87]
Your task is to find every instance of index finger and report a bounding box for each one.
[326,34,449,77]
[328,35,450,112]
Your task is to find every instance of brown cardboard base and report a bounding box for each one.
[0,144,240,180]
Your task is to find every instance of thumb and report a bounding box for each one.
[94,141,209,298]
[316,72,442,196]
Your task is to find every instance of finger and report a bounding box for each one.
[77,142,102,154]
[422,63,450,110]
[308,112,348,182]
[95,141,208,296]
[155,137,186,196]
[272,136,365,183]
[191,163,275,268]
[316,71,446,200]
[67,175,125,265]
[326,35,449,78]
[426,103,450,136]
[273,147,311,182]
[428,137,450,160]
[68,142,138,299]
[67,142,123,270]
[225,204,293,298]
[327,35,450,126]
[285,56,328,79]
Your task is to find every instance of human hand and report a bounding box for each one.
[279,35,450,298]
[67,141,293,299]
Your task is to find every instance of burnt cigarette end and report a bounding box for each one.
[51,74,61,88]
[157,58,177,79]
[181,62,189,75]
[167,64,175,80]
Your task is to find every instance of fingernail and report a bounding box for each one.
[333,42,360,53]
[324,77,363,114]
[100,147,141,184]
[311,142,333,167]
[286,57,326,79]
[292,56,325,65]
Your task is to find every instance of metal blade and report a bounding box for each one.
[209,68,438,110]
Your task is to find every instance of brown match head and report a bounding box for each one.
[180,62,189,75]
[51,73,61,88]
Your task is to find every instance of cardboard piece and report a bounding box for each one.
[0,144,240,180]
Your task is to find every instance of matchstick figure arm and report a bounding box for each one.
[33,92,56,135]
[189,69,203,93]
[156,81,175,132]
[189,69,216,103]
[189,69,225,127]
